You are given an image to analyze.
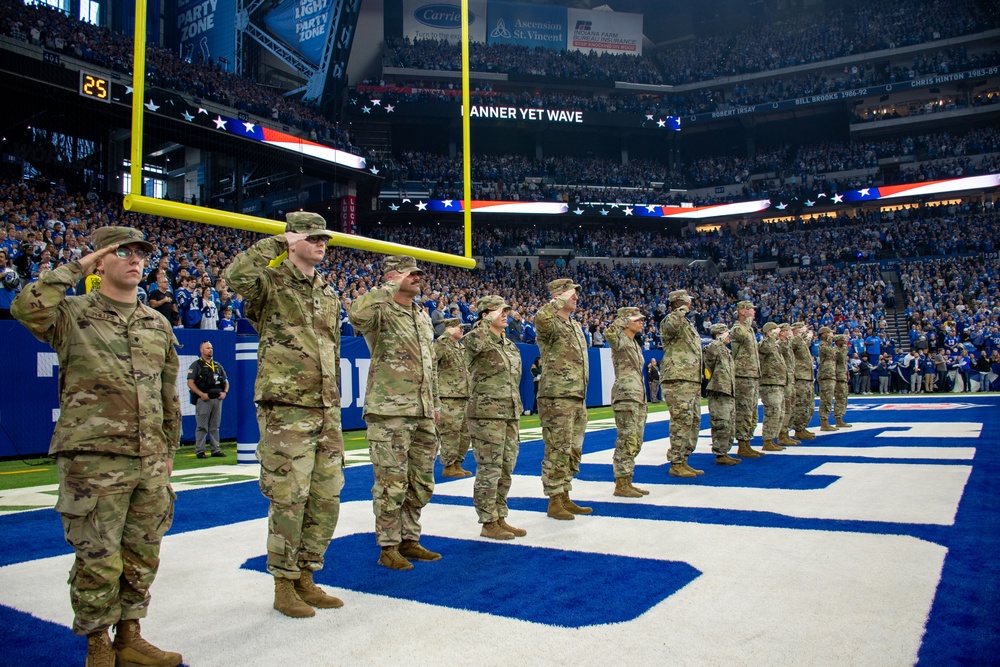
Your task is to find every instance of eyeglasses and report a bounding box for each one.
[114,247,148,260]
[305,235,329,245]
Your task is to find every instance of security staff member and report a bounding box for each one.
[187,340,229,458]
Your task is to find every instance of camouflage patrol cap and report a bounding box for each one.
[442,317,462,328]
[779,323,792,332]
[547,278,581,296]
[285,211,334,237]
[737,300,756,310]
[476,295,510,313]
[762,322,779,334]
[710,323,728,336]
[818,326,833,335]
[91,226,154,252]
[382,255,424,275]
[617,306,645,321]
[668,289,692,302]
[833,334,847,343]
[792,321,807,329]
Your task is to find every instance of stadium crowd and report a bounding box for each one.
[1,176,997,393]
[0,2,356,149]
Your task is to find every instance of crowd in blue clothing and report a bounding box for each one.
[1,176,998,395]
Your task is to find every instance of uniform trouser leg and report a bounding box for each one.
[818,379,836,421]
[661,380,701,464]
[781,383,794,431]
[55,453,174,635]
[834,381,849,418]
[733,377,759,441]
[794,379,814,429]
[207,398,222,453]
[194,399,210,455]
[257,404,345,577]
[471,418,519,523]
[760,384,785,441]
[437,397,470,467]
[612,402,647,478]
[707,393,735,455]
[538,397,587,497]
[366,415,436,547]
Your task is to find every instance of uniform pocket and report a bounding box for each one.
[257,446,293,505]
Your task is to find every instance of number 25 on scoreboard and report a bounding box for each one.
[79,71,110,103]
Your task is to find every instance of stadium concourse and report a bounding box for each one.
[1,395,998,665]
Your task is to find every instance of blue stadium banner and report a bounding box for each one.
[168,0,237,68]
[403,0,488,44]
[264,0,340,68]
[486,1,566,50]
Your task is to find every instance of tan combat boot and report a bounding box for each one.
[669,462,696,477]
[546,494,575,520]
[795,428,817,440]
[86,630,115,667]
[113,619,184,666]
[614,477,644,498]
[441,464,468,478]
[777,431,799,446]
[835,416,853,428]
[497,517,527,536]
[762,438,785,452]
[378,546,414,570]
[561,492,593,515]
[820,416,839,432]
[480,520,515,540]
[715,454,741,465]
[294,570,344,609]
[399,540,442,561]
[270,577,315,618]
[627,474,650,495]
[681,460,704,475]
[736,440,764,458]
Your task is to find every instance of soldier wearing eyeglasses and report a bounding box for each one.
[12,226,183,667]
[226,212,346,619]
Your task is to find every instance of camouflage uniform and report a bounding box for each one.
[348,258,439,547]
[225,217,345,579]
[658,297,702,465]
[604,310,648,479]
[12,228,180,636]
[464,298,523,524]
[535,280,589,498]
[703,332,736,455]
[834,337,850,420]
[729,315,760,442]
[434,331,471,468]
[780,327,796,433]
[758,325,787,442]
[817,336,837,423]
[792,330,815,430]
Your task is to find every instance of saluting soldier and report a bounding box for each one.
[659,290,705,477]
[14,226,183,666]
[730,300,765,458]
[758,322,787,451]
[778,324,800,446]
[605,307,651,497]
[434,317,472,478]
[464,296,526,540]
[535,278,592,520]
[703,323,740,466]
[226,212,346,618]
[833,334,854,428]
[817,326,839,432]
[791,322,817,440]
[349,256,442,571]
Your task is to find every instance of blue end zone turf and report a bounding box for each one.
[242,533,701,628]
